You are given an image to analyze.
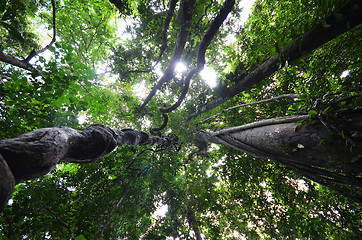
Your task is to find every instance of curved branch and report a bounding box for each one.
[159,0,235,113]
[150,112,169,135]
[141,0,196,108]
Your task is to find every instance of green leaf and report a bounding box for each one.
[0,21,24,42]
[172,19,181,30]
[1,8,12,21]
[308,110,318,116]
[75,235,87,240]
[0,1,7,13]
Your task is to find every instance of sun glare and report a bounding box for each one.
[175,62,187,73]
[134,80,148,99]
[340,70,350,78]
[200,67,217,88]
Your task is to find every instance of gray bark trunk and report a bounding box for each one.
[201,109,362,204]
[0,124,174,211]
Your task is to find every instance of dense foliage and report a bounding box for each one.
[0,0,361,239]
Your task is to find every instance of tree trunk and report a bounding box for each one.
[186,0,362,121]
[187,206,202,240]
[0,124,174,211]
[201,108,362,204]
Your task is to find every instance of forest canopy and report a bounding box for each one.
[0,0,361,239]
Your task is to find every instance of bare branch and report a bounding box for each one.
[208,114,309,136]
[202,93,300,123]
[154,0,179,65]
[0,52,39,74]
[159,0,235,113]
[141,0,196,108]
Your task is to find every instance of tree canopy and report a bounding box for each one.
[0,0,361,239]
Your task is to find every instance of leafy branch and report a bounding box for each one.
[186,0,362,121]
[0,0,57,75]
[41,201,75,239]
[23,0,57,63]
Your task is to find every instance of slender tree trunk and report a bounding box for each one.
[201,108,362,204]
[0,124,175,211]
[187,206,202,240]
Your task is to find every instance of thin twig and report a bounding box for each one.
[41,201,75,239]
[93,188,130,240]
[202,93,300,123]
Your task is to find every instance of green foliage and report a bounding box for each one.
[1,0,361,239]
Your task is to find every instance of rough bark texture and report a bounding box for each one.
[202,109,362,204]
[0,124,174,211]
[0,155,15,212]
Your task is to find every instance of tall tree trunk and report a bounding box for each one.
[0,124,175,211]
[186,0,362,121]
[201,108,362,204]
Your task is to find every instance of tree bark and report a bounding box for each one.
[0,124,174,211]
[201,108,362,204]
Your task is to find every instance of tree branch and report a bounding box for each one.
[141,0,196,108]
[185,0,362,121]
[154,0,178,66]
[93,188,130,240]
[23,0,57,63]
[187,206,202,240]
[202,93,300,123]
[41,201,75,239]
[159,0,235,113]
[0,52,39,74]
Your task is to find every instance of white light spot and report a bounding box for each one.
[225,34,237,45]
[238,0,256,26]
[154,64,163,78]
[153,204,168,218]
[297,144,305,149]
[67,186,77,192]
[340,70,350,78]
[200,67,217,88]
[133,80,148,99]
[175,62,187,73]
[78,114,87,124]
